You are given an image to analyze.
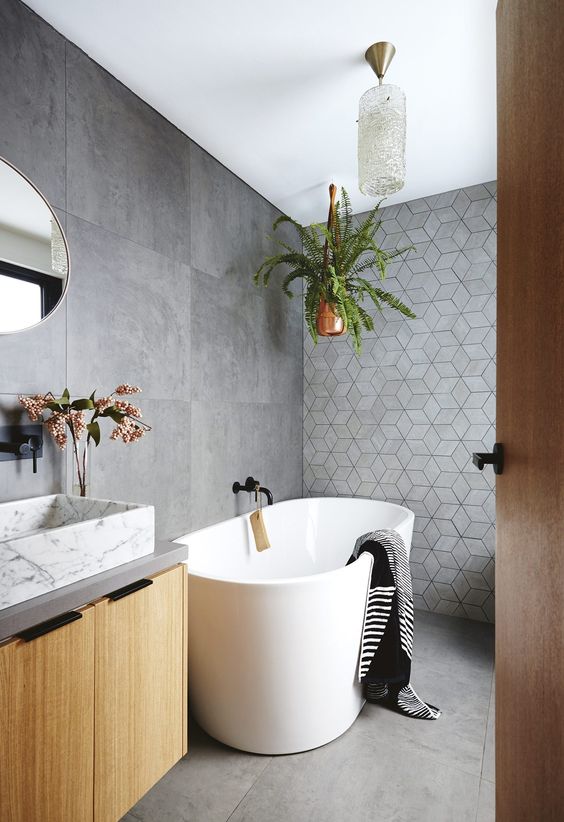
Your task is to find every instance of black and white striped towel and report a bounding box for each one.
[348,529,441,721]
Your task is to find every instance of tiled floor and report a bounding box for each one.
[123,612,495,822]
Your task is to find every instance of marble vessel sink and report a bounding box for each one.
[0,494,154,609]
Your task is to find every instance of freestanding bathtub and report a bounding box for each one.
[176,497,414,755]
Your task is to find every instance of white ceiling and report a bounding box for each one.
[28,0,497,224]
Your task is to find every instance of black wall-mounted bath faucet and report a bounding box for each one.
[232,476,274,506]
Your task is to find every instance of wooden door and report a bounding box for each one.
[0,606,95,822]
[496,1,564,819]
[94,564,188,822]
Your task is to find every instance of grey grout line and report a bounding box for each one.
[55,208,191,268]
[224,755,274,822]
[479,667,495,784]
[474,777,495,822]
[474,667,496,822]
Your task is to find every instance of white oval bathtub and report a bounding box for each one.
[176,497,414,755]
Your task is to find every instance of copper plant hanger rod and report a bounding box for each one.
[322,183,337,272]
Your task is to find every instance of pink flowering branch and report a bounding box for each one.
[18,385,151,496]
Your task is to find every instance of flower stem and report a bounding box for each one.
[70,420,85,496]
[81,437,88,495]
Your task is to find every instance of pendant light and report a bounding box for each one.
[358,41,406,197]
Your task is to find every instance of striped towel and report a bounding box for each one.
[348,529,441,721]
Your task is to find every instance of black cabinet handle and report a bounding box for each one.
[472,442,504,475]
[107,577,153,601]
[16,610,82,642]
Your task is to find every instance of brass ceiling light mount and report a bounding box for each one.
[364,41,396,86]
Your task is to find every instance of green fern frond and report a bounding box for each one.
[370,285,416,318]
[281,270,305,297]
[253,187,414,353]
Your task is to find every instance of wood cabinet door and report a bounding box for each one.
[94,564,188,822]
[0,605,95,822]
[496,0,564,818]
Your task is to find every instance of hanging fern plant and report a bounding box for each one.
[254,184,415,354]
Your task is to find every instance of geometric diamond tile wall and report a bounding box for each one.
[303,182,496,622]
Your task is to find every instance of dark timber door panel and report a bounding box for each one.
[496,1,564,819]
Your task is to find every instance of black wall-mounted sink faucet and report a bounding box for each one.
[232,476,274,506]
[0,425,43,473]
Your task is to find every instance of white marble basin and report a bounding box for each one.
[0,494,154,609]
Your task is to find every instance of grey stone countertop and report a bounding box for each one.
[0,540,188,641]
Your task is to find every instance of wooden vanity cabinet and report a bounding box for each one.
[0,605,95,822]
[94,564,188,822]
[0,563,188,822]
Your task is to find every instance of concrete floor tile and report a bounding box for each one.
[353,658,490,778]
[122,613,492,822]
[476,779,495,821]
[228,728,481,822]
[481,675,495,783]
[123,720,270,822]
[412,610,494,679]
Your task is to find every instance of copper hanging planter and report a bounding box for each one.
[316,299,347,336]
[317,183,347,337]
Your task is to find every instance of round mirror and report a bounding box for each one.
[0,157,69,334]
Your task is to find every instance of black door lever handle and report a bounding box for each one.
[472,442,504,475]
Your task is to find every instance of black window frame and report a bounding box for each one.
[0,258,63,318]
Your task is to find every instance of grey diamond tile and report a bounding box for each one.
[464,215,490,235]
[452,541,471,568]
[465,505,491,525]
[434,238,459,255]
[465,199,490,218]
[357,481,378,497]
[433,455,458,474]
[463,555,490,573]
[434,566,458,585]
[435,519,459,537]
[413,578,431,596]
[452,316,471,342]
[452,571,471,600]
[435,534,459,551]
[452,189,472,217]
[482,593,495,622]
[304,183,496,623]
[464,588,489,606]
[396,472,413,498]
[411,561,430,581]
[435,487,459,505]
[406,485,430,503]
[466,184,491,201]
[462,603,488,622]
[434,547,462,568]
[423,459,441,484]
[423,582,441,609]
[484,199,497,228]
[464,539,490,558]
[436,206,459,223]
[435,315,460,334]
[434,582,459,602]
[482,560,495,589]
[434,599,461,615]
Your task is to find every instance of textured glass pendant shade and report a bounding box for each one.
[358,83,406,196]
